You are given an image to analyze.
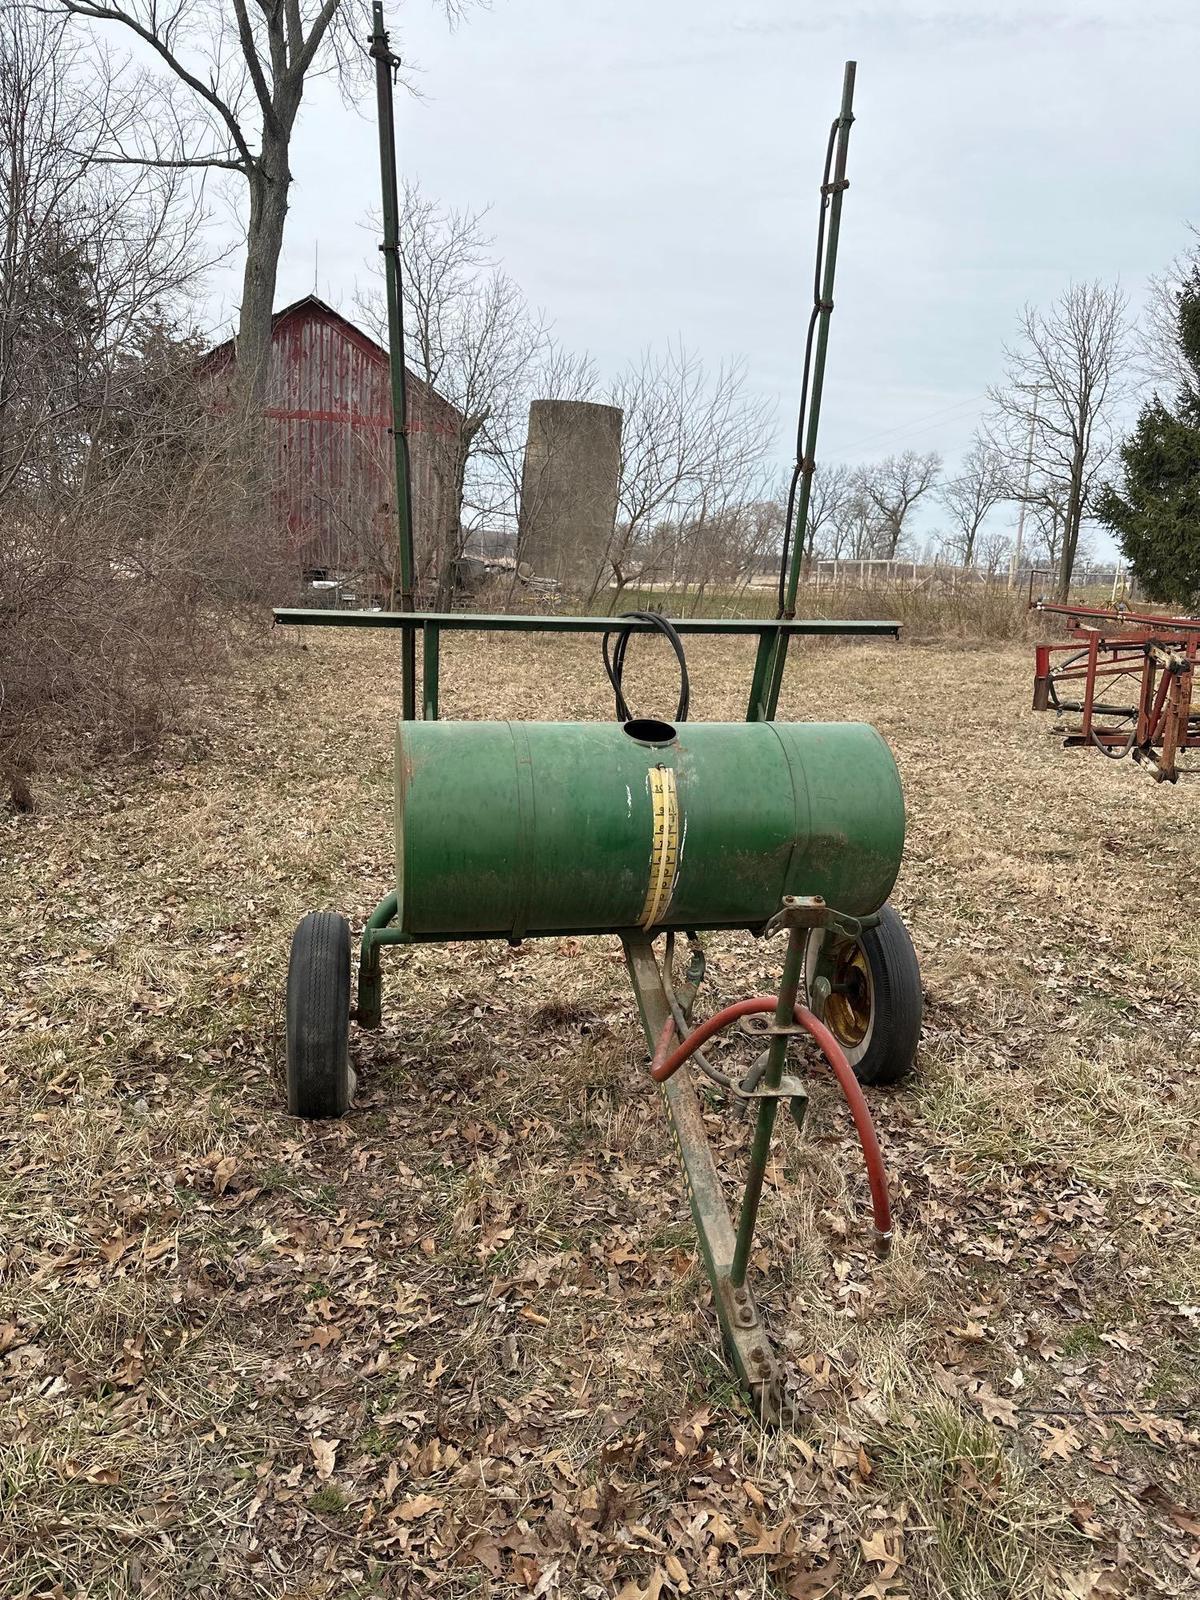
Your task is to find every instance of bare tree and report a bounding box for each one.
[592,344,774,608]
[1023,478,1096,580]
[938,436,1009,567]
[670,470,780,611]
[49,1,469,399]
[820,480,876,561]
[988,281,1130,601]
[2,9,277,806]
[356,183,586,604]
[802,461,851,570]
[859,450,941,559]
[1,8,208,496]
[976,526,1012,581]
[726,496,783,600]
[1139,230,1200,395]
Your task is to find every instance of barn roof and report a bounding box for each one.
[206,293,459,417]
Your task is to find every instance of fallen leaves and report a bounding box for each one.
[309,1438,337,1481]
[860,1526,904,1579]
[300,1322,342,1352]
[211,1153,238,1195]
[1139,1482,1200,1539]
[971,1382,1019,1429]
[4,632,1200,1599]
[396,1492,441,1522]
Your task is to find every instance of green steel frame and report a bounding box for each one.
[276,606,900,1422]
[623,935,796,1422]
[276,27,894,1421]
[274,609,900,727]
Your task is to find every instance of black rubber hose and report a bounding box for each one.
[1090,726,1138,759]
[602,611,690,725]
[661,932,737,1094]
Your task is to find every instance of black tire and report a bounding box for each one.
[286,912,353,1118]
[804,903,922,1087]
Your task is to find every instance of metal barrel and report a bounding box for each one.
[394,720,904,939]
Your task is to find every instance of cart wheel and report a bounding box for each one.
[286,912,354,1118]
[804,904,921,1086]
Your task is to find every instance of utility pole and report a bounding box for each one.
[1008,382,1039,590]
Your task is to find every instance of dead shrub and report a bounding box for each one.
[0,11,289,808]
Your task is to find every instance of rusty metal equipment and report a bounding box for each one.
[272,12,923,1424]
[1031,599,1200,781]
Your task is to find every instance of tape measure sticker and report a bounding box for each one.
[639,764,679,929]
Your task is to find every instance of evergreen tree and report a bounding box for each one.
[1097,270,1200,607]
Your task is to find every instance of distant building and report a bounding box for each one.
[518,399,623,593]
[205,295,461,591]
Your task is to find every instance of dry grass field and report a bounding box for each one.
[2,626,1198,1600]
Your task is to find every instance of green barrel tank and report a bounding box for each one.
[394,719,904,939]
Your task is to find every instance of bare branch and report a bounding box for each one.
[230,0,279,134]
[986,281,1131,598]
[52,0,255,168]
[938,436,1009,566]
[859,450,942,559]
[291,0,343,81]
[90,150,247,171]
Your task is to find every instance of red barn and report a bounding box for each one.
[206,295,461,594]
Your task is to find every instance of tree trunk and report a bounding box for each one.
[607,573,631,614]
[803,527,818,575]
[237,145,290,406]
[1056,463,1085,602]
[431,422,482,609]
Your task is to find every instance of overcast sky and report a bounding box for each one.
[204,0,1200,559]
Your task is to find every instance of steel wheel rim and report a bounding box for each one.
[823,940,873,1049]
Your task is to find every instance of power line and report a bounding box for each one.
[831,392,987,458]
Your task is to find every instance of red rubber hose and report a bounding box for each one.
[793,1002,893,1246]
[650,999,771,1080]
[649,996,892,1243]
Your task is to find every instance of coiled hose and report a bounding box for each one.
[602,611,690,725]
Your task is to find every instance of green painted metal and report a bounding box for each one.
[746,626,783,721]
[730,921,807,1286]
[756,62,858,724]
[273,608,900,639]
[779,62,857,628]
[623,935,793,1423]
[368,3,417,719]
[422,623,440,721]
[394,719,903,939]
[356,890,410,1028]
[761,635,790,725]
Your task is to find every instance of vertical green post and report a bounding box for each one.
[369,2,417,721]
[764,61,857,720]
[730,923,807,1287]
[422,623,440,721]
[745,626,781,721]
[783,60,856,620]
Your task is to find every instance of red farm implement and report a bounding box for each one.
[1031,600,1200,781]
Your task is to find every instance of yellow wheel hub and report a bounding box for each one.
[823,940,872,1047]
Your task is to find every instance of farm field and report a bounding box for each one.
[2,627,1198,1600]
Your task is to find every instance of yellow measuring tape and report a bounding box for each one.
[639,765,679,929]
